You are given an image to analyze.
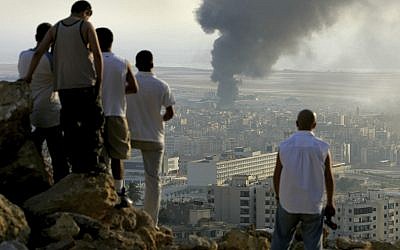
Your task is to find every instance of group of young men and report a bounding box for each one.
[18,0,174,226]
[18,0,336,247]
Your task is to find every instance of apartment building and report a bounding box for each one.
[187,148,277,186]
[210,176,277,229]
[332,190,400,242]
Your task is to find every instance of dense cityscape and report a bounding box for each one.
[120,69,400,243]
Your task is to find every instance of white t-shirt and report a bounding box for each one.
[279,131,330,214]
[126,71,175,143]
[101,52,129,117]
[18,49,61,128]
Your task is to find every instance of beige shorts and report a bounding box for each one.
[104,116,131,159]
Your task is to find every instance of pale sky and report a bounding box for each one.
[2,0,400,71]
[0,0,216,67]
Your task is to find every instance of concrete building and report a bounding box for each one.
[332,190,400,242]
[210,176,277,229]
[187,149,277,186]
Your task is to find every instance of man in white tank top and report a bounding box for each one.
[96,27,138,208]
[271,109,335,250]
[23,1,105,175]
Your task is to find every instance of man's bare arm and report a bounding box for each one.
[86,21,103,96]
[163,106,174,122]
[324,151,335,206]
[125,63,138,94]
[273,152,282,200]
[24,27,54,83]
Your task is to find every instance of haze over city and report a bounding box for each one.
[1,0,400,72]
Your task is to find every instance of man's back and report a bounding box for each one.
[53,19,96,90]
[126,71,174,143]
[102,52,128,117]
[18,49,60,128]
[279,131,329,214]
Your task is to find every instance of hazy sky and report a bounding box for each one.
[2,0,400,71]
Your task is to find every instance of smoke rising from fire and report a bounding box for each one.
[196,0,356,105]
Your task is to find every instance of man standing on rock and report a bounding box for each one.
[126,50,175,226]
[272,109,335,250]
[96,27,138,207]
[18,22,69,182]
[24,1,105,175]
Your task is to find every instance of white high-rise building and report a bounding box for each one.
[187,150,277,186]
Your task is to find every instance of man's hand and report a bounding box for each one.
[23,75,32,84]
[324,204,336,218]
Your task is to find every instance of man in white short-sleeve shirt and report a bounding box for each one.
[96,27,138,208]
[272,109,335,250]
[18,22,69,183]
[126,50,175,226]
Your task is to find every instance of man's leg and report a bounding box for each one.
[134,141,164,226]
[111,158,124,191]
[300,213,323,250]
[31,127,46,154]
[111,157,132,208]
[80,87,104,173]
[59,90,81,172]
[271,204,300,250]
[45,125,70,182]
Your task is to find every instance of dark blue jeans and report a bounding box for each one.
[58,87,104,173]
[271,203,323,250]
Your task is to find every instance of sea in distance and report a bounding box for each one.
[3,63,400,108]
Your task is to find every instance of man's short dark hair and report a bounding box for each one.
[297,109,316,130]
[136,50,153,70]
[71,0,92,13]
[35,23,51,43]
[96,27,113,51]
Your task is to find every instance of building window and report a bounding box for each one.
[240,200,249,206]
[240,191,250,197]
[240,217,250,223]
[354,207,373,215]
[349,209,352,214]
[240,208,249,214]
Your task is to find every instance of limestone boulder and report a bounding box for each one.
[0,81,51,205]
[336,237,371,249]
[23,173,118,220]
[217,229,270,250]
[0,194,30,244]
[0,81,31,163]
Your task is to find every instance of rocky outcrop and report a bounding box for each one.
[0,194,30,244]
[24,173,118,220]
[0,81,51,206]
[217,228,270,250]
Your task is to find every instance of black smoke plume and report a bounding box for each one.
[196,0,355,106]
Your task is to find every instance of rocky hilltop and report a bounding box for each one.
[1,80,400,250]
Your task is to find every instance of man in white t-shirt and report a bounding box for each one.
[18,22,69,183]
[272,109,335,250]
[96,27,138,208]
[126,50,175,226]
